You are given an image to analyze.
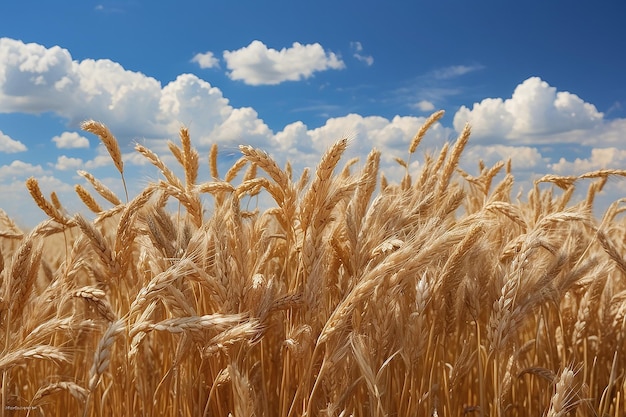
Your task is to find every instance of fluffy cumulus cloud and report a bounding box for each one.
[0,130,27,153]
[273,113,451,170]
[223,40,345,85]
[52,131,90,149]
[0,160,45,179]
[159,74,232,135]
[191,51,220,69]
[3,37,626,226]
[450,76,626,205]
[550,147,626,175]
[453,77,604,143]
[463,144,547,172]
[54,155,85,170]
[0,38,273,146]
[0,38,163,134]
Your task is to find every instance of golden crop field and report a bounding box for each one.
[1,112,626,416]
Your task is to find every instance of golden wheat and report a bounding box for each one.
[2,111,626,416]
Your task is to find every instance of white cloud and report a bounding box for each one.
[414,100,436,112]
[3,37,626,226]
[54,155,85,170]
[0,160,45,179]
[453,77,604,143]
[191,51,220,69]
[159,73,235,142]
[0,130,27,153]
[350,41,374,66]
[223,40,345,85]
[52,131,89,149]
[86,152,125,170]
[274,113,451,168]
[463,144,547,172]
[0,38,164,136]
[210,107,273,147]
[432,65,483,80]
[0,38,75,113]
[72,58,162,131]
[550,147,626,175]
[0,38,262,145]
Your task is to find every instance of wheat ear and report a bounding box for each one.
[180,127,199,190]
[546,367,577,417]
[77,170,122,206]
[88,319,125,392]
[409,109,445,154]
[81,120,128,201]
[0,345,68,372]
[75,184,103,213]
[25,177,69,225]
[32,381,89,404]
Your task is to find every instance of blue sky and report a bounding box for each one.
[1,1,626,227]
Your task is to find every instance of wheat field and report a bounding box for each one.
[1,112,626,416]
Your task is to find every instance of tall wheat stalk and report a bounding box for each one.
[2,112,626,416]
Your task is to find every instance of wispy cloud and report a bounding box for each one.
[94,4,126,13]
[392,64,484,112]
[350,41,374,66]
[431,64,484,80]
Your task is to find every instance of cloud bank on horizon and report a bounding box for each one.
[1,36,625,226]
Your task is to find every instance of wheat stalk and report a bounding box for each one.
[75,184,103,213]
[0,345,68,372]
[25,177,70,225]
[77,170,122,206]
[409,109,444,154]
[81,120,128,201]
[88,319,125,392]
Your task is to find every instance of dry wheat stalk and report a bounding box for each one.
[25,177,70,225]
[225,156,249,183]
[229,363,256,417]
[0,345,68,372]
[73,286,117,322]
[129,313,246,339]
[88,319,125,392]
[32,381,89,404]
[239,144,289,205]
[438,123,470,193]
[209,143,219,179]
[135,144,184,190]
[72,214,117,274]
[77,170,122,206]
[81,121,123,174]
[0,209,23,239]
[546,367,578,417]
[50,191,62,211]
[75,184,104,213]
[409,109,445,154]
[4,119,626,416]
[180,127,199,189]
[4,228,43,324]
[300,138,349,232]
